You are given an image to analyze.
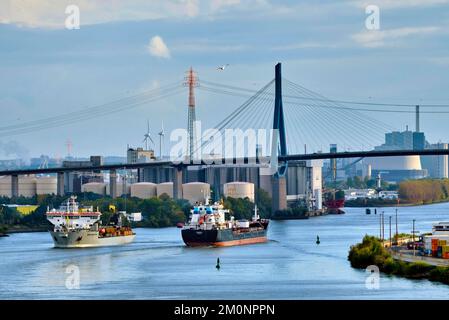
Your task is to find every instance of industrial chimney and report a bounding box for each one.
[415,105,420,132]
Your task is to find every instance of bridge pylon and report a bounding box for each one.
[271,63,288,213]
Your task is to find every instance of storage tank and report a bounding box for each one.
[81,182,106,196]
[106,182,128,197]
[18,176,36,197]
[182,182,210,204]
[366,156,422,170]
[130,182,157,199]
[0,176,11,197]
[157,182,173,198]
[36,176,57,195]
[223,182,255,202]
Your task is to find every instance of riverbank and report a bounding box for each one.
[0,225,48,234]
[348,235,449,285]
[345,199,449,208]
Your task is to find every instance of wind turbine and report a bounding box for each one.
[158,121,165,159]
[143,120,154,150]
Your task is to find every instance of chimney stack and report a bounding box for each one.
[416,105,420,132]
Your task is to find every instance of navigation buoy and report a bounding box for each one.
[316,236,320,245]
[216,258,220,270]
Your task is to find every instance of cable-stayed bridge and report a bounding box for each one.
[1,63,449,211]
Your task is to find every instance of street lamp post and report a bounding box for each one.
[389,216,392,248]
[395,208,398,244]
[413,219,416,256]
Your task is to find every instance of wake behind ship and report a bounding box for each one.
[182,201,269,247]
[46,196,135,248]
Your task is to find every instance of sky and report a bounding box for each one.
[1,0,449,160]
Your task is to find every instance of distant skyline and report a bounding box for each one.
[1,0,449,159]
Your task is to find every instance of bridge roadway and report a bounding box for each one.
[1,148,448,200]
[0,148,448,176]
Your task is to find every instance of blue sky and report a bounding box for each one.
[1,0,449,159]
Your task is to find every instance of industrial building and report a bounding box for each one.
[366,127,428,182]
[127,147,156,182]
[63,156,104,193]
[421,143,449,179]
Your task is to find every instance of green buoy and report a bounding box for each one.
[216,257,220,270]
[316,236,320,245]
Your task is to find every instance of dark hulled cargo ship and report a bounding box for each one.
[324,189,345,214]
[182,201,269,247]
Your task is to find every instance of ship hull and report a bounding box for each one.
[50,230,135,248]
[181,228,268,247]
[324,199,345,214]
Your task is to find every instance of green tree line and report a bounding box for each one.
[0,188,273,231]
[398,179,449,204]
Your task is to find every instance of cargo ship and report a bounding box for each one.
[46,196,135,248]
[324,189,345,214]
[181,201,269,247]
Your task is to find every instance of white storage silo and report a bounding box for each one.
[223,182,255,202]
[157,182,173,198]
[18,176,37,197]
[182,182,210,204]
[36,176,57,195]
[130,182,157,199]
[81,182,106,196]
[0,176,11,197]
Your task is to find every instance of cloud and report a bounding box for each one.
[0,0,306,29]
[352,0,449,9]
[352,26,440,47]
[0,0,201,29]
[147,36,171,58]
[210,0,241,12]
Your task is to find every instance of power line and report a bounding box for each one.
[0,84,184,137]
[201,79,449,110]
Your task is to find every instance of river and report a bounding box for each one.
[2,203,449,299]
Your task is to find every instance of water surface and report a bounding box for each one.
[2,203,449,299]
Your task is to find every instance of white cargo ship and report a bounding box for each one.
[46,196,135,248]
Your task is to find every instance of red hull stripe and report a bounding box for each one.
[186,236,267,247]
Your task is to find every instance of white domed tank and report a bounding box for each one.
[36,176,57,195]
[366,156,422,170]
[182,182,210,204]
[157,182,173,198]
[81,182,106,196]
[0,176,11,197]
[18,176,36,197]
[224,181,255,202]
[130,182,157,199]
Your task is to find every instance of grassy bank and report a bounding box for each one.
[348,235,449,285]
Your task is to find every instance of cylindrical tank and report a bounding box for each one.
[182,182,210,204]
[81,182,106,196]
[157,182,173,198]
[18,176,36,197]
[36,176,57,195]
[130,182,157,199]
[0,176,11,197]
[223,182,255,202]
